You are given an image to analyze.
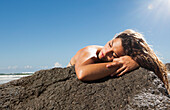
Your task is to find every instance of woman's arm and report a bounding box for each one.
[75,62,119,81]
[75,56,139,81]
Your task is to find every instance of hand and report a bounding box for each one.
[106,56,139,77]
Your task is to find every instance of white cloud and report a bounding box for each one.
[7,65,18,69]
[148,4,153,10]
[54,62,62,67]
[35,66,49,69]
[24,65,32,69]
[39,66,48,69]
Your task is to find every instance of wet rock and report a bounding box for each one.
[0,67,169,110]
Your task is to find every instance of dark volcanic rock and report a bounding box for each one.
[0,67,169,110]
[165,63,170,83]
[166,63,170,71]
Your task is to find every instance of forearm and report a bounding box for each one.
[75,62,119,81]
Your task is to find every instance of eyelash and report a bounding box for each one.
[108,42,118,58]
[109,43,112,47]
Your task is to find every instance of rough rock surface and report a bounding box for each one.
[166,63,170,83]
[0,67,169,110]
[166,63,170,71]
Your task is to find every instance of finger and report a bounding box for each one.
[115,66,126,74]
[110,73,115,77]
[117,68,128,77]
[112,58,120,62]
[106,65,111,68]
[110,71,118,77]
[106,62,119,68]
[110,66,126,77]
[106,63,114,68]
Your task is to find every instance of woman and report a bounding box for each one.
[68,29,169,93]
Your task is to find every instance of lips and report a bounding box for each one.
[101,52,104,58]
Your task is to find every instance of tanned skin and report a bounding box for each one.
[68,38,139,81]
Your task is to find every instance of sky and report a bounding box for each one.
[0,0,170,73]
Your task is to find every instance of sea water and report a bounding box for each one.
[0,73,33,84]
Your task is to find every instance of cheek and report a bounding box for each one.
[102,47,106,52]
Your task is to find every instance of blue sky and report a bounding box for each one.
[0,0,170,73]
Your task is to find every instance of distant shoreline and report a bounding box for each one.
[0,72,34,75]
[0,74,31,84]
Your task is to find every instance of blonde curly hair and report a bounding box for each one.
[115,29,169,94]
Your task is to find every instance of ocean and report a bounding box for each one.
[0,72,169,85]
[0,72,33,84]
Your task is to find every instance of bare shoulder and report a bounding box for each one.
[73,45,103,66]
[77,45,103,58]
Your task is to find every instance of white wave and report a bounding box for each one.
[0,75,30,84]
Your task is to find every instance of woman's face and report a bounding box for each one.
[98,38,125,62]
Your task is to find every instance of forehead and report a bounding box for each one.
[112,38,125,56]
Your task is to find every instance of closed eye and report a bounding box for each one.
[109,43,112,47]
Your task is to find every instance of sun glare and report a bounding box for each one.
[133,0,170,24]
[147,0,170,20]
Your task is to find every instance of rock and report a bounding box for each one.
[0,67,169,110]
[166,63,170,71]
[165,63,170,84]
